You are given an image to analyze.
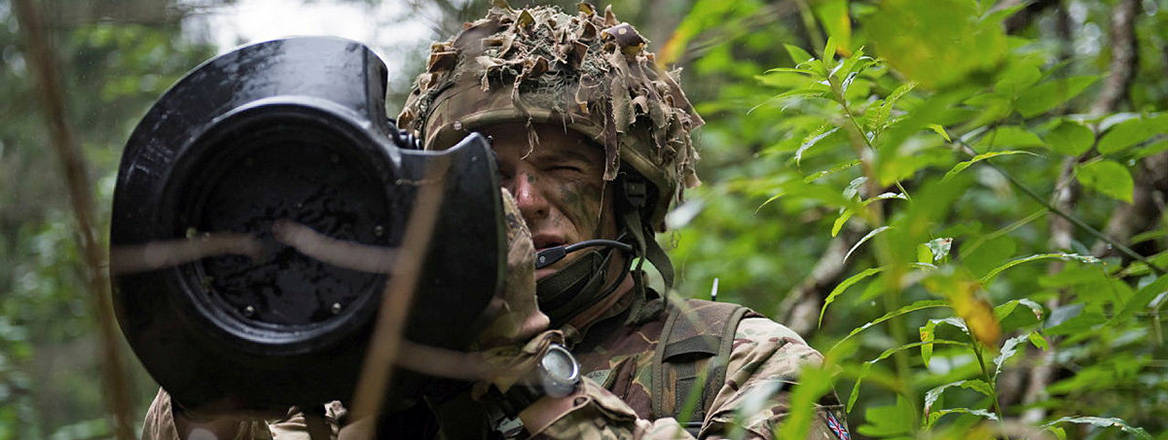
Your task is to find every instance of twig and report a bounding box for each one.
[957,140,1165,276]
[348,157,450,429]
[1090,0,1140,116]
[969,332,1010,439]
[12,1,134,438]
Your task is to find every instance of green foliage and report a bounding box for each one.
[1,3,215,437]
[669,0,1168,438]
[7,0,1168,438]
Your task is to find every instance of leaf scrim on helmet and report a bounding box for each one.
[398,2,705,227]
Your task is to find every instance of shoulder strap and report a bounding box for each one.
[650,299,749,433]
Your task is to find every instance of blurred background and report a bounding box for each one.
[3,0,1168,438]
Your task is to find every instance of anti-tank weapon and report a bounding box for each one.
[110,37,505,412]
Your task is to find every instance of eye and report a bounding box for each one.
[548,165,584,175]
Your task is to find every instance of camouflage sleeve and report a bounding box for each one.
[141,388,275,440]
[701,317,850,440]
[142,388,345,440]
[514,318,848,439]
[517,377,696,439]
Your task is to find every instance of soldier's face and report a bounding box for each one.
[481,122,618,280]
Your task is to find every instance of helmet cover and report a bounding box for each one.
[397,2,704,228]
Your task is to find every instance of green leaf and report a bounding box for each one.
[833,299,951,348]
[785,43,816,68]
[981,253,1101,283]
[844,226,891,263]
[926,238,952,262]
[975,126,1046,149]
[924,379,993,414]
[820,267,884,327]
[994,298,1044,331]
[867,0,1006,88]
[762,67,816,76]
[919,321,935,367]
[961,235,1017,279]
[1130,228,1168,245]
[831,209,854,237]
[1108,275,1168,324]
[846,366,866,412]
[1044,416,1152,439]
[928,124,951,142]
[993,333,1029,377]
[848,338,967,411]
[1016,76,1098,117]
[776,363,836,440]
[754,193,784,214]
[1043,120,1094,156]
[993,298,1044,320]
[920,318,972,363]
[803,159,860,183]
[995,62,1042,95]
[813,0,851,56]
[863,192,908,205]
[943,150,1038,181]
[1076,160,1134,203]
[1047,426,1067,440]
[843,176,867,199]
[1134,138,1168,159]
[925,408,1000,429]
[1028,331,1049,351]
[823,37,838,67]
[795,127,840,165]
[1097,114,1168,154]
[859,396,916,437]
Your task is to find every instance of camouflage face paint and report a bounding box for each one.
[479,122,618,279]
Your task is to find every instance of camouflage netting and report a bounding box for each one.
[397,2,705,227]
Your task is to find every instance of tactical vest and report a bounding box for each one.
[651,298,752,436]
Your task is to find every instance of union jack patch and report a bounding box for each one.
[825,411,850,440]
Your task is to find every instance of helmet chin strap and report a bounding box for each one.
[618,175,674,325]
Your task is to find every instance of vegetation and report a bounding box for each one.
[2,0,1166,438]
[670,0,1168,438]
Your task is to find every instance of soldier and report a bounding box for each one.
[144,3,849,439]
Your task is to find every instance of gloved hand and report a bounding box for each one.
[471,187,551,349]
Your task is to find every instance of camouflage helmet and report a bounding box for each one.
[397,2,704,229]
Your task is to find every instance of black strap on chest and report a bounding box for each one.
[650,299,749,436]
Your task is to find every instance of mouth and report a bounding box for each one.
[531,233,567,251]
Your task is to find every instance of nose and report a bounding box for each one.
[510,170,549,222]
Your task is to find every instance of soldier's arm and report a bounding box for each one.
[699,317,849,440]
[516,378,695,439]
[517,320,849,439]
[142,388,272,440]
[143,388,343,440]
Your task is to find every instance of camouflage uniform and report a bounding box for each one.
[546,300,849,439]
[142,3,849,439]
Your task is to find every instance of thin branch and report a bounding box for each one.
[12,1,134,438]
[957,140,1165,276]
[1090,0,1140,116]
[348,157,450,430]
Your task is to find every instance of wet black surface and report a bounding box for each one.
[194,127,392,326]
